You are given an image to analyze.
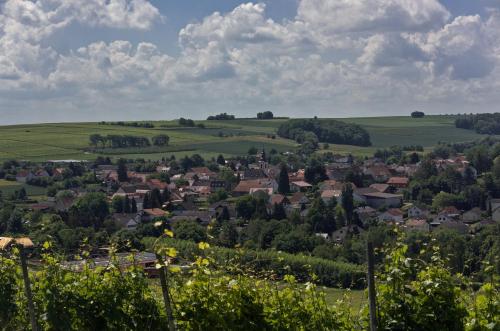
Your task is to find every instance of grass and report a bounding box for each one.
[0,115,491,161]
[0,179,47,196]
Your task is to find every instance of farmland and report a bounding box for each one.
[0,115,491,161]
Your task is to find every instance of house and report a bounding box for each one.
[233,179,277,196]
[364,165,392,182]
[404,218,429,232]
[250,188,274,196]
[15,170,34,183]
[387,177,409,189]
[269,194,290,206]
[147,179,169,191]
[432,207,461,227]
[114,185,137,197]
[289,192,310,209]
[209,201,236,220]
[190,167,217,180]
[242,168,267,180]
[378,208,404,224]
[462,207,482,224]
[369,183,391,193]
[290,181,313,192]
[354,188,403,209]
[491,199,500,222]
[34,169,50,178]
[408,205,429,219]
[142,208,167,221]
[321,190,342,203]
[112,213,142,230]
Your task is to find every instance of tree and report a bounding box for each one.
[467,146,492,174]
[218,222,238,247]
[235,196,256,220]
[278,164,290,194]
[216,154,226,165]
[173,220,207,242]
[411,111,425,118]
[257,111,274,119]
[341,184,354,224]
[150,188,162,208]
[217,206,231,221]
[89,134,103,148]
[68,192,109,229]
[117,159,128,182]
[112,196,125,213]
[124,196,131,213]
[143,193,151,209]
[152,134,170,146]
[432,191,465,210]
[271,203,287,220]
[131,198,138,213]
[7,208,24,233]
[248,147,258,155]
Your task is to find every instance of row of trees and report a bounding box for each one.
[89,134,169,149]
[99,121,155,128]
[207,113,236,120]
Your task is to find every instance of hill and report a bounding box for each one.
[0,115,490,161]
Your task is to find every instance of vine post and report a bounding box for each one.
[367,241,377,331]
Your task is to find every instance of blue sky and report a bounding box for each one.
[1,0,500,124]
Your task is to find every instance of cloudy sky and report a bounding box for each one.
[1,0,500,124]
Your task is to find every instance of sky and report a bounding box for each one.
[1,0,500,124]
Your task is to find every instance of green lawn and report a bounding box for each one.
[0,116,490,161]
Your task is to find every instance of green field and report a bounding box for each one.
[0,116,490,161]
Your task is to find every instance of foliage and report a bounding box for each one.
[256,111,274,119]
[145,237,366,289]
[375,240,468,331]
[277,118,371,146]
[411,111,425,118]
[207,113,236,120]
[455,113,500,134]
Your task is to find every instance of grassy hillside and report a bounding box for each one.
[0,115,489,161]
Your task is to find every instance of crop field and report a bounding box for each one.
[0,115,491,161]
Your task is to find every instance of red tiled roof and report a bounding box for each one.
[387,177,409,185]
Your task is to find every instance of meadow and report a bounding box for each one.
[0,115,490,161]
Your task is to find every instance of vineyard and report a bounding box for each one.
[0,235,498,330]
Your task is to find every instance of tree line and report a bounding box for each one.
[99,121,155,128]
[207,113,236,120]
[277,118,372,147]
[455,113,500,134]
[89,134,169,149]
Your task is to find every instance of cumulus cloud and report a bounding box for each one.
[0,0,500,123]
[297,0,451,33]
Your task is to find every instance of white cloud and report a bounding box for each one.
[1,0,500,123]
[297,0,451,33]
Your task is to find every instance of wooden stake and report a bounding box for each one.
[20,247,38,331]
[367,241,377,331]
[156,254,176,331]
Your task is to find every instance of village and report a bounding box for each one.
[4,145,497,256]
